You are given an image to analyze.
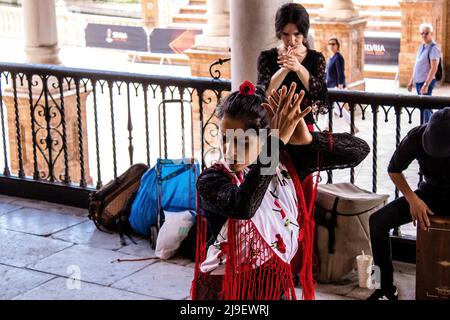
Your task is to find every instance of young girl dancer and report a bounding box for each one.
[191,81,369,300]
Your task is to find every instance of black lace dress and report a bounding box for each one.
[197,132,370,243]
[257,48,328,127]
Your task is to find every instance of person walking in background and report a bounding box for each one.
[326,37,346,90]
[407,23,442,123]
[257,2,328,133]
[323,36,357,132]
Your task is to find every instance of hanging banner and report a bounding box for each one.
[150,28,202,54]
[85,24,148,51]
[364,36,400,65]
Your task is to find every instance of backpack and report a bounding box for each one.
[88,163,149,244]
[129,158,199,249]
[428,43,443,81]
[314,183,389,283]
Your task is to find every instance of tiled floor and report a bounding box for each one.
[0,195,416,300]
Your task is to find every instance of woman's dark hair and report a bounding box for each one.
[275,3,310,47]
[216,86,269,131]
[329,36,340,50]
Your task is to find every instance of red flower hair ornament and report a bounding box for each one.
[239,80,256,96]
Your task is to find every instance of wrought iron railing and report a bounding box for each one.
[325,90,450,197]
[0,62,230,207]
[1,61,450,217]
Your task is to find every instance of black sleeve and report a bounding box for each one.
[387,126,422,173]
[307,51,329,114]
[197,135,282,220]
[286,132,370,179]
[308,52,327,100]
[257,51,274,90]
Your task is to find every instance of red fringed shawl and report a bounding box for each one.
[191,150,317,300]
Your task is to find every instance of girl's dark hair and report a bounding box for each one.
[275,3,310,48]
[216,86,269,131]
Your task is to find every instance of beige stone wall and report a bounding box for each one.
[312,18,367,90]
[398,0,448,86]
[185,49,231,80]
[141,0,171,29]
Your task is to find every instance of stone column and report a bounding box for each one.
[398,0,448,86]
[22,0,60,64]
[446,0,450,82]
[312,0,367,90]
[3,0,92,186]
[230,0,290,90]
[185,0,231,79]
[320,0,358,19]
[203,0,230,37]
[186,0,291,165]
[141,0,171,30]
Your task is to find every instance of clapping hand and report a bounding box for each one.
[277,46,306,72]
[261,82,312,144]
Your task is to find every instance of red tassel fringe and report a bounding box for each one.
[192,155,317,300]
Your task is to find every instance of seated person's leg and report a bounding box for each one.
[369,196,412,291]
[370,187,447,299]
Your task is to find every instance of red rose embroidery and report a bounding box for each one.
[217,242,229,265]
[215,242,229,254]
[274,199,281,208]
[220,242,229,254]
[272,234,286,253]
[239,80,256,96]
[273,199,286,219]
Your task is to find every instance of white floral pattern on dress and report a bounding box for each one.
[200,162,300,274]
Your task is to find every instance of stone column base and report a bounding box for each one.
[24,45,61,65]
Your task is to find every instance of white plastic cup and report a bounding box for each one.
[356,254,373,288]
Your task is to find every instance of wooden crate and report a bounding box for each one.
[416,215,450,300]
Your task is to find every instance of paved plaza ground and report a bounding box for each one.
[0,194,416,300]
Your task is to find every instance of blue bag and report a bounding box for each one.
[129,158,200,235]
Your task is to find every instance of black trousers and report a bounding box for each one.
[369,184,450,290]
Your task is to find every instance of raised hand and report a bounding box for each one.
[277,45,307,72]
[261,82,311,144]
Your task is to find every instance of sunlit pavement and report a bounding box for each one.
[0,194,415,300]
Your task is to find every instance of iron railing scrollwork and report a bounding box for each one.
[1,61,450,229]
[0,62,230,207]
[209,58,231,80]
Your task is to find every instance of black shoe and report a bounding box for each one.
[367,286,399,300]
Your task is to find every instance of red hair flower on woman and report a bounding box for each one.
[239,80,256,96]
